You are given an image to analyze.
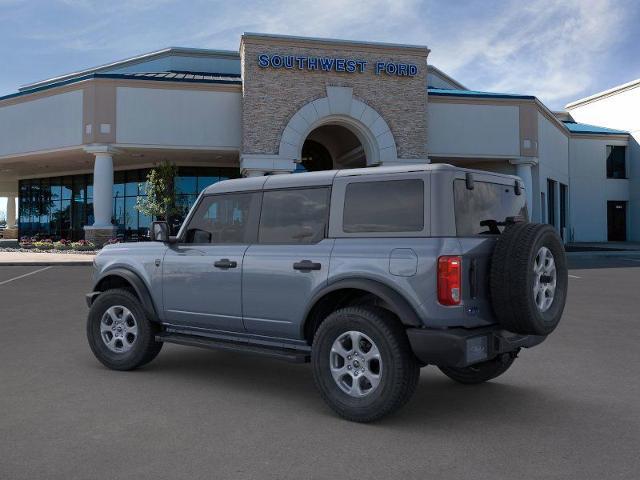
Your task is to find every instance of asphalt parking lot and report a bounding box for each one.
[1,257,639,479]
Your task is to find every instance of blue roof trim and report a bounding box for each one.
[0,72,242,103]
[562,121,628,135]
[428,87,535,100]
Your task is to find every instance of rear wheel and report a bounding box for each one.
[439,352,517,384]
[87,288,162,370]
[312,306,419,422]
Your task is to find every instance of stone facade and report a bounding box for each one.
[240,34,429,162]
[1,228,18,240]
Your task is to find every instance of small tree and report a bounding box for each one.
[136,161,180,223]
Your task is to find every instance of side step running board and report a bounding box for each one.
[156,332,310,363]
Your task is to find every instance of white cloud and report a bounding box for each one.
[426,0,628,107]
[3,0,634,109]
[181,0,629,107]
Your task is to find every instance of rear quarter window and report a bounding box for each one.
[343,179,424,233]
[454,179,528,236]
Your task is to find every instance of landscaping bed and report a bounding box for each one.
[0,237,110,254]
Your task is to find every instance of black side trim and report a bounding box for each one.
[304,278,423,330]
[92,268,158,318]
[156,332,310,363]
[85,291,100,308]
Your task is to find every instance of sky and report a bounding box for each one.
[0,0,639,214]
[0,0,639,109]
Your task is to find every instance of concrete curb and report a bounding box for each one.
[0,262,93,266]
[567,250,640,257]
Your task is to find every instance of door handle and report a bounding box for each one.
[214,258,237,269]
[293,260,321,271]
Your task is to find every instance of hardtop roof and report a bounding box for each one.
[203,164,521,195]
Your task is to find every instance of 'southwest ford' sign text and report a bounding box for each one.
[257,54,418,77]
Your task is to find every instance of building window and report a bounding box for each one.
[18,166,239,241]
[560,183,568,240]
[547,179,556,227]
[606,146,626,179]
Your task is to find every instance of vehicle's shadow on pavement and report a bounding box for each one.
[119,344,593,429]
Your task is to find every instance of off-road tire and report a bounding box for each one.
[87,288,162,371]
[439,353,517,384]
[312,306,420,423]
[490,223,568,335]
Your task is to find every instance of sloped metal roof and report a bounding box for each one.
[428,87,535,100]
[562,121,628,135]
[0,71,241,103]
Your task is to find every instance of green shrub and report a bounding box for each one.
[71,240,96,251]
[54,240,73,250]
[33,241,54,250]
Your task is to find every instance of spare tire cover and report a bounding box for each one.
[490,223,568,335]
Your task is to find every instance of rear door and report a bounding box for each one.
[242,187,333,340]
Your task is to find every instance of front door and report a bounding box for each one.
[242,187,332,340]
[607,201,627,241]
[162,192,261,332]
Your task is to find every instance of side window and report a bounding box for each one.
[184,192,259,244]
[343,179,424,233]
[259,188,330,244]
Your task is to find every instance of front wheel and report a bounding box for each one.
[87,288,162,371]
[438,352,517,385]
[312,306,420,422]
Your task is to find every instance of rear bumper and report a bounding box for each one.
[406,326,546,368]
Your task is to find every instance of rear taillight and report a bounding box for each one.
[438,256,461,306]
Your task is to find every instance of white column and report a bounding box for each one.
[240,154,295,177]
[243,169,266,178]
[92,152,115,227]
[516,163,533,216]
[510,158,537,221]
[6,195,17,228]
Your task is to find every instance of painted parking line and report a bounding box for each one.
[568,274,581,279]
[0,266,52,286]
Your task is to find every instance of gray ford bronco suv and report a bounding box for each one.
[86,164,567,422]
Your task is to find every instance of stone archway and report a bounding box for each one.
[278,86,398,169]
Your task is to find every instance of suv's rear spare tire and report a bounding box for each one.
[490,223,568,335]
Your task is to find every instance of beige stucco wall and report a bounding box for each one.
[427,101,520,157]
[116,86,242,148]
[0,90,83,157]
[240,35,429,160]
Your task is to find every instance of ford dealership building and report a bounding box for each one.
[0,33,636,244]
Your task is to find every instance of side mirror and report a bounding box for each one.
[151,221,170,242]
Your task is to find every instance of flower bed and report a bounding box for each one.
[3,236,100,254]
[0,247,97,255]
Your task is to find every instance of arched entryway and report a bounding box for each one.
[300,124,366,171]
[276,86,398,174]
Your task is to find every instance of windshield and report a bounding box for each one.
[454,179,528,236]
